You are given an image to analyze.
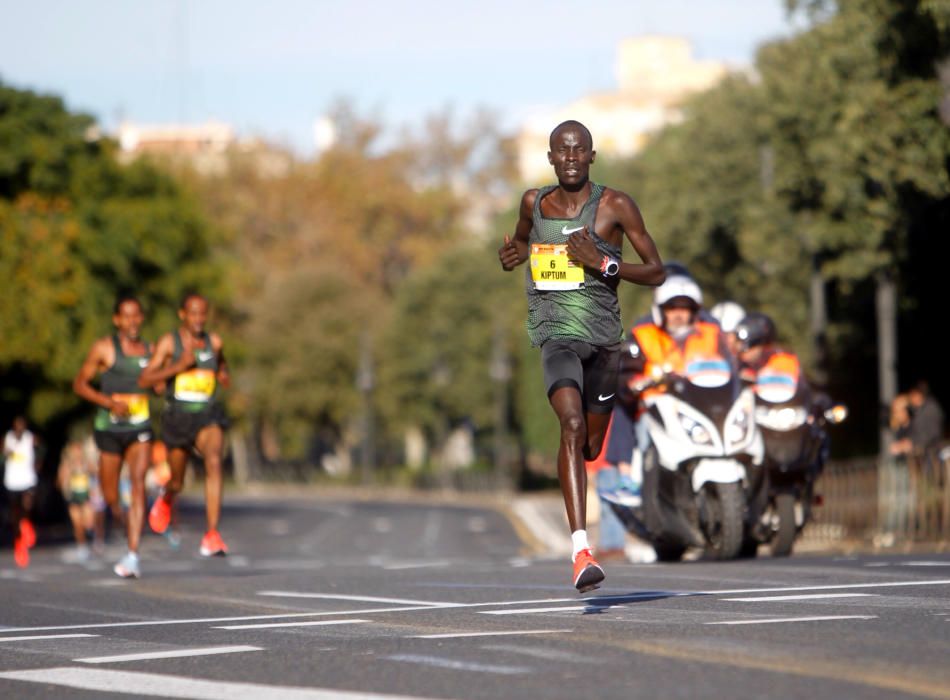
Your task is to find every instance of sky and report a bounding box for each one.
[0,0,797,156]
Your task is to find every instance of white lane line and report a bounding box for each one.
[412,629,569,639]
[722,593,878,602]
[385,654,530,675]
[0,633,99,642]
[256,591,454,607]
[9,580,950,633]
[381,561,451,571]
[75,645,262,664]
[481,606,588,615]
[0,667,449,699]
[707,615,878,626]
[214,619,369,630]
[903,561,950,567]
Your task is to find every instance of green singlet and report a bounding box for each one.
[523,183,623,347]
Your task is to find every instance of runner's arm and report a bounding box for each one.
[73,338,123,413]
[138,334,191,389]
[498,190,536,271]
[212,333,230,389]
[610,191,665,286]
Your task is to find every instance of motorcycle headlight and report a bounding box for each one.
[725,393,754,447]
[678,413,712,445]
[755,406,808,431]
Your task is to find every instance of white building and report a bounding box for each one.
[517,36,729,183]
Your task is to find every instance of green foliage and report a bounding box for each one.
[0,82,230,425]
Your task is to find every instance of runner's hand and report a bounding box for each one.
[110,398,130,418]
[499,235,520,271]
[566,228,600,268]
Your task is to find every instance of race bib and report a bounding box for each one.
[69,472,90,494]
[174,368,216,403]
[110,393,150,424]
[530,244,585,290]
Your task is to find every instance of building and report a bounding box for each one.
[516,36,730,183]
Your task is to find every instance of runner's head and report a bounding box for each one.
[548,120,595,189]
[112,295,145,341]
[178,292,209,336]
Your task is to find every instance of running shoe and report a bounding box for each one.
[19,518,36,548]
[148,495,171,534]
[13,535,29,569]
[199,529,228,557]
[113,552,140,579]
[572,548,605,593]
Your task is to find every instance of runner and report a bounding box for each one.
[3,416,39,568]
[139,293,231,557]
[73,295,154,578]
[498,120,664,591]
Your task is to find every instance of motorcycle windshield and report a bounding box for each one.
[671,366,740,432]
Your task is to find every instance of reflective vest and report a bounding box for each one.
[752,349,801,402]
[630,321,726,399]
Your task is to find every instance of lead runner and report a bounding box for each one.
[498,120,664,592]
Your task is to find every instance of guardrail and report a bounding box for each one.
[805,450,950,547]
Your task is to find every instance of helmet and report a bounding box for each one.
[710,301,746,333]
[735,312,776,350]
[651,275,703,326]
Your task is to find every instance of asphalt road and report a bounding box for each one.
[1,491,949,700]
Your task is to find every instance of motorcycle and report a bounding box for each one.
[604,357,764,561]
[744,366,847,557]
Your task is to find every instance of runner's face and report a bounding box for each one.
[178,297,209,336]
[548,128,594,187]
[113,301,144,340]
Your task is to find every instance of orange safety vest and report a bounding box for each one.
[753,349,801,401]
[630,321,726,398]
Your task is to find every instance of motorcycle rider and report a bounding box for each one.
[710,301,746,357]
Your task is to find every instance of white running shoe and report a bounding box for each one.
[113,552,141,579]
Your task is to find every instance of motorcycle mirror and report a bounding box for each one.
[824,404,848,424]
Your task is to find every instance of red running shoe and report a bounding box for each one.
[572,548,605,593]
[148,496,171,534]
[199,529,228,557]
[19,519,36,549]
[13,535,29,568]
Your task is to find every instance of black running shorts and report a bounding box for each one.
[94,429,152,455]
[161,404,228,450]
[540,339,621,414]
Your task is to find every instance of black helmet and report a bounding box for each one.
[736,312,776,350]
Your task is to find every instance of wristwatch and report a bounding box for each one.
[600,255,620,277]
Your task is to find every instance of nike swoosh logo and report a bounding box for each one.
[561,225,585,235]
[598,393,615,401]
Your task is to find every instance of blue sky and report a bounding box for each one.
[0,0,795,155]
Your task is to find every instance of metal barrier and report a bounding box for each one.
[804,451,950,547]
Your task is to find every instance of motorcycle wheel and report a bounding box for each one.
[771,493,796,557]
[703,482,744,560]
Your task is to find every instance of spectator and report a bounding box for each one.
[888,393,913,456]
[907,381,944,455]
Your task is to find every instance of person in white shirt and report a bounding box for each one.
[3,416,39,567]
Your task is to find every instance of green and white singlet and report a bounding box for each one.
[93,335,151,432]
[166,331,219,413]
[523,183,623,347]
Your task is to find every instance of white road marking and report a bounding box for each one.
[411,629,569,639]
[0,633,98,642]
[903,561,950,567]
[722,593,878,602]
[372,518,392,533]
[215,619,369,630]
[75,645,262,664]
[384,654,530,675]
[0,667,450,699]
[707,615,878,626]
[8,580,950,633]
[381,561,451,571]
[481,606,588,615]
[256,591,455,607]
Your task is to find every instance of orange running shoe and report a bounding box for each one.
[13,535,29,568]
[199,529,228,557]
[572,548,605,593]
[148,496,171,534]
[19,519,36,549]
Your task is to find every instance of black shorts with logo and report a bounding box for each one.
[540,339,621,414]
[94,429,153,455]
[161,403,228,450]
